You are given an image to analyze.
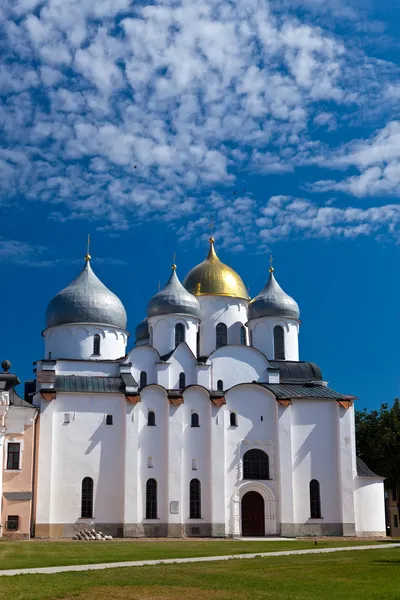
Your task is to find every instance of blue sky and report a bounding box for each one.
[1,0,400,410]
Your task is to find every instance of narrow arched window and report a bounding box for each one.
[190,479,201,519]
[175,323,185,347]
[310,479,321,518]
[93,334,101,356]
[140,371,147,389]
[191,413,200,427]
[179,372,186,389]
[216,323,227,348]
[192,459,197,470]
[243,449,269,480]
[149,326,153,345]
[240,326,246,345]
[148,457,153,468]
[274,325,285,360]
[196,329,200,357]
[230,412,237,427]
[148,411,156,426]
[217,379,223,391]
[81,477,93,518]
[146,478,157,519]
[249,330,253,347]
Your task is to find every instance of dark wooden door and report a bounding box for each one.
[241,491,265,536]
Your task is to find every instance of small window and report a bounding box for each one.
[230,412,237,427]
[106,414,113,425]
[216,323,227,348]
[6,516,19,531]
[7,443,20,470]
[217,379,223,391]
[140,371,147,389]
[93,334,101,356]
[81,477,94,519]
[240,325,246,345]
[394,514,399,529]
[243,449,269,480]
[274,326,285,360]
[190,479,201,519]
[48,351,52,359]
[310,479,322,519]
[179,372,186,389]
[146,478,157,519]
[175,323,185,347]
[249,330,253,347]
[64,413,71,424]
[148,411,156,426]
[192,459,197,470]
[196,329,200,357]
[148,457,153,468]
[191,413,200,427]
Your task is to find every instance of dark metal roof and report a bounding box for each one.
[269,361,323,383]
[261,383,348,400]
[147,268,201,319]
[356,456,381,478]
[55,375,125,394]
[248,271,300,321]
[9,389,35,408]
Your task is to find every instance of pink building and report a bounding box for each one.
[1,361,37,539]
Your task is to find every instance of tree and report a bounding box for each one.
[355,399,400,516]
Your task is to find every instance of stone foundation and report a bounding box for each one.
[280,522,344,537]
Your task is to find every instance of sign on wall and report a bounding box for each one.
[170,501,179,514]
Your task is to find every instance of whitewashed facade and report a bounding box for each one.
[32,242,386,538]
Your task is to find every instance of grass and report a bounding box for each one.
[0,547,399,600]
[0,539,385,571]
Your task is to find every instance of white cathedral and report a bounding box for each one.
[31,238,386,538]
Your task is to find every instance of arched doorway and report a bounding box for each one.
[241,491,265,536]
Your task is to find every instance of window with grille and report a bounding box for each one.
[240,326,246,345]
[191,413,200,427]
[243,449,269,480]
[7,443,20,470]
[230,412,237,427]
[190,479,201,519]
[6,516,19,531]
[273,326,285,359]
[310,479,322,518]
[93,334,101,356]
[106,415,113,425]
[216,323,227,348]
[146,478,157,519]
[217,380,223,391]
[179,372,186,388]
[175,323,185,347]
[140,371,147,388]
[81,477,94,518]
[148,411,156,426]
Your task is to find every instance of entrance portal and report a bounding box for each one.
[241,491,265,536]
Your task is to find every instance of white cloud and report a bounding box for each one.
[256,195,400,243]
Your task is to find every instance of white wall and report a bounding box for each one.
[197,296,248,357]
[36,393,126,528]
[44,324,128,361]
[354,479,386,536]
[291,399,341,525]
[211,346,269,390]
[148,315,199,357]
[127,346,159,386]
[224,385,279,533]
[249,318,299,361]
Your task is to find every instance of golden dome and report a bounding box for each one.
[183,238,249,300]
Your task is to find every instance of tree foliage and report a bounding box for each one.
[355,399,400,514]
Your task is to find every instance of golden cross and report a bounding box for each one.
[85,234,91,261]
[269,254,274,273]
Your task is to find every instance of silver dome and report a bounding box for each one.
[45,260,127,330]
[135,318,149,342]
[147,267,201,319]
[248,270,300,321]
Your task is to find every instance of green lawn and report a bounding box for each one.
[0,539,384,570]
[0,547,399,600]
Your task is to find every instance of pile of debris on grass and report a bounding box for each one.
[73,528,113,541]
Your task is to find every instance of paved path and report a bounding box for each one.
[0,543,398,577]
